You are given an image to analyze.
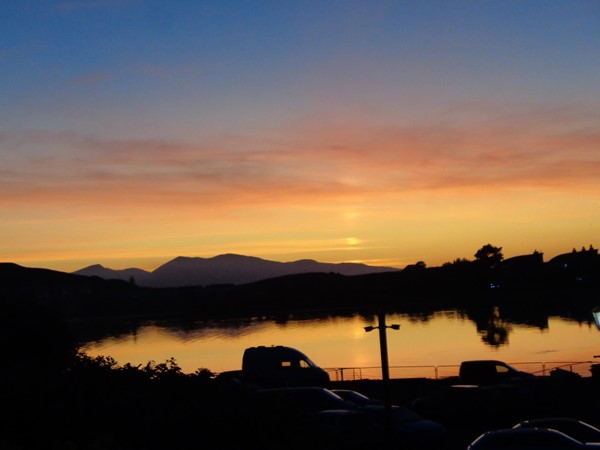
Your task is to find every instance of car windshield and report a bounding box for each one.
[332,390,372,403]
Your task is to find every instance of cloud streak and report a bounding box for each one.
[1,104,599,218]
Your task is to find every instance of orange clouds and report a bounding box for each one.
[1,105,599,216]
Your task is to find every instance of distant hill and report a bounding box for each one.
[73,264,153,285]
[73,254,400,287]
[0,262,143,316]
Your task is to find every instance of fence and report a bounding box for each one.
[325,360,595,382]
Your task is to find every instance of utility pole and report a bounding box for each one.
[364,312,400,438]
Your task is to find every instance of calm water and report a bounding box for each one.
[80,308,600,379]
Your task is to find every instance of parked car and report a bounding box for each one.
[252,386,355,416]
[306,403,446,449]
[459,359,536,385]
[468,427,600,450]
[411,382,535,425]
[250,386,446,449]
[217,345,331,388]
[513,418,600,443]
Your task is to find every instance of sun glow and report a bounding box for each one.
[345,237,360,246]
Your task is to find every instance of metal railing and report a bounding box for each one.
[325,360,595,381]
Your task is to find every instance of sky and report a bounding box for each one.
[1,0,599,273]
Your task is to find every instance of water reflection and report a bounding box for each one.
[76,302,600,376]
[476,306,512,347]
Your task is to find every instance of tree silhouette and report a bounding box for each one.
[474,244,504,267]
[442,257,471,266]
[404,260,427,271]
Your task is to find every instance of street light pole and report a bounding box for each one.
[377,311,391,406]
[364,312,400,438]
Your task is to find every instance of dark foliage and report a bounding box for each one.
[0,342,261,450]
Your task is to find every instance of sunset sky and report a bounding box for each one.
[1,0,599,273]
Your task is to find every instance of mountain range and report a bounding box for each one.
[72,254,400,287]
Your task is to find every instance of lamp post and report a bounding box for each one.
[364,311,400,436]
[591,307,600,379]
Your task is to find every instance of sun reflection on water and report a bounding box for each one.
[81,311,600,377]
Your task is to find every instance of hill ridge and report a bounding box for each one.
[72,253,400,287]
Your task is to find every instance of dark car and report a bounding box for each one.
[459,360,535,385]
[411,383,535,425]
[306,406,446,448]
[237,345,331,388]
[251,387,445,448]
[468,427,600,450]
[513,418,600,443]
[252,386,355,415]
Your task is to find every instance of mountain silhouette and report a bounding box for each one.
[74,264,153,285]
[73,254,400,287]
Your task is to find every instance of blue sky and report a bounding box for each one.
[1,0,599,271]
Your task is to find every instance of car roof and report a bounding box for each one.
[469,427,586,449]
[517,418,598,428]
[514,418,600,443]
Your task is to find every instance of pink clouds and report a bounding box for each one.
[1,104,599,216]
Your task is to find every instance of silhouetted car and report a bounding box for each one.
[306,409,380,450]
[362,403,447,447]
[513,418,600,443]
[307,403,446,448]
[411,383,535,425]
[252,387,446,448]
[252,386,356,416]
[459,360,536,385]
[468,427,600,450]
[218,345,331,388]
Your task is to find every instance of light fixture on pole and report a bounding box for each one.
[593,307,600,330]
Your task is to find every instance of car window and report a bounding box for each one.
[496,364,510,374]
[300,360,311,369]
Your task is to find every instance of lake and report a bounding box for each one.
[79,305,600,380]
